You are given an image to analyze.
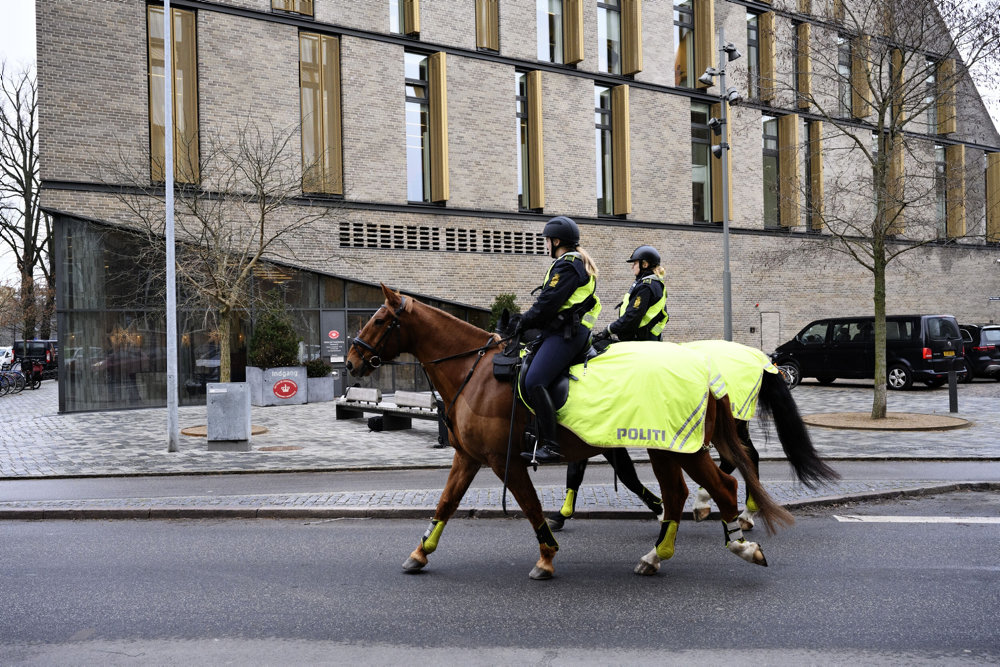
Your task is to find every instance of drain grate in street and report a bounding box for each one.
[257,445,303,452]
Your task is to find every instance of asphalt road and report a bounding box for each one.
[2,489,998,665]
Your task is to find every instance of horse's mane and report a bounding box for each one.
[410,296,501,344]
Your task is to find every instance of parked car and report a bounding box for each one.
[0,346,12,370]
[771,314,966,390]
[958,324,1000,382]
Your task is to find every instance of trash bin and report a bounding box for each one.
[206,382,252,452]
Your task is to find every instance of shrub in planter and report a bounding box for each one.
[305,358,336,403]
[248,311,300,369]
[305,358,332,378]
[246,310,305,406]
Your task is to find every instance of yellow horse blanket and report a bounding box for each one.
[681,340,780,421]
[555,342,726,454]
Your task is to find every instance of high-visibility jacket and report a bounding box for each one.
[522,252,602,332]
[611,273,668,340]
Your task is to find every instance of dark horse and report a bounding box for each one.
[345,286,795,579]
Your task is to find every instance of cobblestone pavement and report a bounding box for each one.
[0,379,997,517]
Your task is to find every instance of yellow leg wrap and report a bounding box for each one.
[559,489,576,518]
[654,520,679,560]
[746,494,759,513]
[420,519,446,554]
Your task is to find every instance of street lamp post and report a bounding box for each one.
[699,28,742,342]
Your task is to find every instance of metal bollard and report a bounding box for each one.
[946,341,958,413]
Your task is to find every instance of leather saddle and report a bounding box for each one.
[491,309,597,411]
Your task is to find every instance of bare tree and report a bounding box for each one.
[101,116,343,382]
[0,61,51,340]
[758,0,1000,417]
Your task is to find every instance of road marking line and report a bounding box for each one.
[834,515,1000,524]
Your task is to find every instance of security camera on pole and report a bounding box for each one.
[699,29,742,342]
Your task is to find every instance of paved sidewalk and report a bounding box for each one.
[2,380,998,479]
[1,379,997,518]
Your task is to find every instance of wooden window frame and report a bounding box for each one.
[299,32,343,196]
[272,0,314,17]
[475,0,499,52]
[147,6,200,185]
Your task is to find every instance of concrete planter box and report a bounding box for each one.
[246,366,307,406]
[206,382,252,451]
[307,375,336,403]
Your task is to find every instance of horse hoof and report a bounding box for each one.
[546,515,567,532]
[634,559,659,576]
[692,507,711,522]
[738,509,756,532]
[402,557,426,572]
[529,566,553,580]
[753,548,768,567]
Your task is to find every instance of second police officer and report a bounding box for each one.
[593,245,669,345]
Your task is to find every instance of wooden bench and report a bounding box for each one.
[335,387,442,432]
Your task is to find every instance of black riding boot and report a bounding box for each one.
[521,386,561,463]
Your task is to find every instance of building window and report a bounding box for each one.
[746,12,760,99]
[391,0,419,36]
[763,115,780,228]
[299,33,342,195]
[598,1,622,75]
[837,35,851,117]
[595,86,614,214]
[691,103,712,223]
[405,52,431,202]
[925,58,938,134]
[674,1,694,87]
[935,144,947,237]
[147,6,199,184]
[516,71,545,210]
[272,0,313,16]
[537,0,564,63]
[803,118,813,228]
[517,73,531,209]
[476,0,500,52]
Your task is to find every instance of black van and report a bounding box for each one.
[771,315,965,389]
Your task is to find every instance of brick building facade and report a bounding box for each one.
[36,0,1000,410]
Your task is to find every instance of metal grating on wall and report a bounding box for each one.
[339,221,546,254]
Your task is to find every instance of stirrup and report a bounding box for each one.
[520,441,561,464]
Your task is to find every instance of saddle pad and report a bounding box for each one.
[556,342,726,453]
[682,340,779,421]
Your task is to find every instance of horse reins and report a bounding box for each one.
[352,300,520,512]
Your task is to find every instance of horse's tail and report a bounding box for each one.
[712,395,795,536]
[757,371,840,488]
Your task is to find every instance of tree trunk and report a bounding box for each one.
[871,254,888,419]
[38,287,54,339]
[20,273,35,339]
[218,310,232,383]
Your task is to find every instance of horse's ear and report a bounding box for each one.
[495,309,510,334]
[381,283,401,307]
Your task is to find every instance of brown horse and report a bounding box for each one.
[345,285,794,579]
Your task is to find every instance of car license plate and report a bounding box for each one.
[943,350,955,357]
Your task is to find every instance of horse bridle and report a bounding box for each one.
[349,297,409,371]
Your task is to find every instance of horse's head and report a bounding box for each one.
[345,284,411,377]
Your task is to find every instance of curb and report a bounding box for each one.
[1,482,995,521]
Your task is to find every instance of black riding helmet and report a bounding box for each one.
[542,216,580,247]
[627,245,661,267]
